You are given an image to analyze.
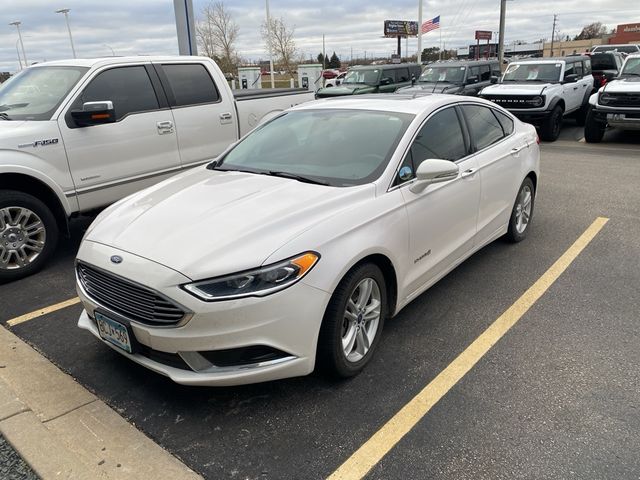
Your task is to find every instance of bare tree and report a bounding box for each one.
[574,22,608,41]
[261,17,297,78]
[196,1,239,74]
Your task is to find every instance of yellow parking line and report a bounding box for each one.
[328,216,609,480]
[6,297,81,327]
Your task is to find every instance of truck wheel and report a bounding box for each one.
[539,105,563,142]
[0,191,59,283]
[574,103,588,126]
[584,108,605,143]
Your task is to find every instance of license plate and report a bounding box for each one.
[95,312,132,353]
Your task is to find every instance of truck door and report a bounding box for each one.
[562,61,582,112]
[154,62,238,168]
[59,64,180,211]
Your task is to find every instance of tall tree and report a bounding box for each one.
[317,53,326,65]
[574,22,608,40]
[328,52,341,69]
[196,1,239,74]
[262,16,298,78]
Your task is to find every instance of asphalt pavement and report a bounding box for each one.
[0,124,638,479]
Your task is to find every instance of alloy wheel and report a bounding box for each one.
[0,206,46,270]
[514,185,533,234]
[341,277,381,363]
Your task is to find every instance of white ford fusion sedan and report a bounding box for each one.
[76,94,540,386]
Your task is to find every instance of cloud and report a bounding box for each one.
[0,0,638,72]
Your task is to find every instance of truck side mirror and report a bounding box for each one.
[563,74,578,83]
[490,75,499,84]
[467,75,479,84]
[71,101,116,127]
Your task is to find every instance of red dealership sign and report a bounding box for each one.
[475,30,492,41]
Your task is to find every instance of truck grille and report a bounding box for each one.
[484,95,541,109]
[604,93,640,107]
[77,263,185,326]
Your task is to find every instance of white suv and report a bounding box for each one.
[585,53,640,142]
[480,56,594,141]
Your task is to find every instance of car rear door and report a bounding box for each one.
[154,61,238,169]
[397,105,481,297]
[460,103,526,244]
[59,63,180,211]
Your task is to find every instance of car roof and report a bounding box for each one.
[426,60,498,67]
[291,93,495,115]
[350,63,421,71]
[27,56,213,69]
[510,56,588,64]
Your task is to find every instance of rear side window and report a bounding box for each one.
[564,62,575,78]
[480,65,491,81]
[583,59,592,74]
[396,68,410,82]
[80,66,159,121]
[468,66,480,82]
[161,64,220,107]
[409,107,467,165]
[463,105,505,151]
[575,62,584,77]
[381,70,396,84]
[493,110,514,135]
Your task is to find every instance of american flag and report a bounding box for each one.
[421,15,440,34]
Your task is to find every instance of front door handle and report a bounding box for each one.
[219,112,233,124]
[461,168,477,178]
[156,120,174,134]
[511,145,526,154]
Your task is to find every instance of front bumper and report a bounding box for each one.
[591,106,640,129]
[76,241,331,386]
[507,109,553,125]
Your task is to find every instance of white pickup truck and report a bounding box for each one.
[0,56,314,281]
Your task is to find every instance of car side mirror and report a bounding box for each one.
[409,159,459,193]
[490,75,499,84]
[467,75,479,84]
[71,101,116,127]
[563,74,578,83]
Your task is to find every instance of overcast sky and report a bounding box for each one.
[1,0,639,72]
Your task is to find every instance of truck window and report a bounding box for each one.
[574,62,584,77]
[583,59,592,74]
[381,70,396,84]
[468,66,480,82]
[491,63,501,78]
[563,62,575,78]
[79,66,159,121]
[480,65,491,81]
[395,68,410,82]
[161,64,220,107]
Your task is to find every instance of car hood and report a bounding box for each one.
[603,76,640,93]
[481,83,553,96]
[399,83,462,94]
[84,167,375,280]
[316,84,374,97]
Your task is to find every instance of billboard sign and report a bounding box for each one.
[475,30,492,41]
[384,20,419,37]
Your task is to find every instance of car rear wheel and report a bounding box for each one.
[540,105,563,142]
[0,191,59,283]
[317,263,387,377]
[505,178,535,243]
[584,107,605,143]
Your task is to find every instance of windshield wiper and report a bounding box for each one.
[0,112,11,120]
[622,72,640,76]
[266,171,330,186]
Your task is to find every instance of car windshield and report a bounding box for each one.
[591,54,617,70]
[343,69,380,85]
[503,63,562,82]
[419,66,466,83]
[215,109,414,187]
[621,57,640,76]
[0,66,88,120]
[595,46,639,54]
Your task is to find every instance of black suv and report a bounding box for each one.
[397,60,502,96]
[590,52,625,89]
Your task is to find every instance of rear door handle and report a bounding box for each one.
[461,168,477,178]
[511,145,526,154]
[219,112,233,124]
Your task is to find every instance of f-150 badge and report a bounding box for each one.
[18,138,59,148]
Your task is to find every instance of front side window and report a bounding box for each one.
[463,105,505,151]
[575,62,584,77]
[468,66,480,82]
[78,66,159,121]
[0,66,87,121]
[217,109,413,187]
[621,57,640,76]
[480,65,491,81]
[419,66,466,83]
[343,69,380,85]
[161,64,219,107]
[396,68,410,83]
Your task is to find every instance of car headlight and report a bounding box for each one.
[599,92,613,105]
[182,252,320,301]
[527,95,545,107]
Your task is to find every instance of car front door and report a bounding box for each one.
[460,104,526,244]
[59,64,180,211]
[398,105,481,299]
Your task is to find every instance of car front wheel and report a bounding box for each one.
[505,178,535,243]
[0,191,59,283]
[317,263,387,377]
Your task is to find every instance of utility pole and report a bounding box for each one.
[265,0,275,88]
[498,0,506,66]
[322,34,326,70]
[417,0,423,63]
[550,14,557,57]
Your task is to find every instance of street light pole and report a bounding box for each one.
[15,39,23,71]
[265,0,275,89]
[9,21,27,67]
[498,0,506,67]
[56,8,76,59]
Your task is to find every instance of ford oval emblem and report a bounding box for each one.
[110,255,123,264]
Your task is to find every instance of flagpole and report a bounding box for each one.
[417,0,423,63]
[439,25,442,60]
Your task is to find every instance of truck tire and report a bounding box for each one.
[0,191,59,283]
[584,108,605,143]
[539,105,563,142]
[574,103,588,126]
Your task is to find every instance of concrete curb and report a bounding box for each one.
[0,324,202,480]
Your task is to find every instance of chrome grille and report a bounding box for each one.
[77,263,185,326]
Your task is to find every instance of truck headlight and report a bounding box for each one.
[599,93,613,105]
[182,252,319,301]
[528,96,545,107]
